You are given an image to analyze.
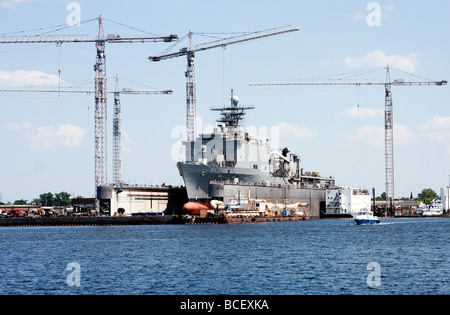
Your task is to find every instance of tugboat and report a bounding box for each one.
[354,209,380,225]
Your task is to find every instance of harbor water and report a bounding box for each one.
[0,218,448,295]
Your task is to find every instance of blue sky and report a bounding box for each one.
[0,0,449,203]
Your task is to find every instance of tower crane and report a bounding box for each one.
[0,76,173,188]
[111,75,173,186]
[250,66,447,214]
[0,15,178,191]
[149,26,299,142]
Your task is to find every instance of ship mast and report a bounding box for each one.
[210,90,255,131]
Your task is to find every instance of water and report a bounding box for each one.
[0,218,448,295]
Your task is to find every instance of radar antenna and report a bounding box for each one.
[210,90,255,128]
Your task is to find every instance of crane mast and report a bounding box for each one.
[110,77,174,186]
[186,31,197,141]
[251,66,447,214]
[94,16,108,188]
[0,80,173,194]
[113,75,122,186]
[150,26,299,142]
[0,16,178,199]
[384,66,394,210]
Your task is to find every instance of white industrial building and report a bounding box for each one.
[326,187,372,217]
[442,187,450,212]
[97,185,187,216]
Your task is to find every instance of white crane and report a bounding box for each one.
[251,66,447,213]
[0,77,173,188]
[0,15,178,192]
[149,26,299,142]
[111,75,173,187]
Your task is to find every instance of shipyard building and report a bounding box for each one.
[442,187,450,212]
[97,185,187,216]
[325,187,372,218]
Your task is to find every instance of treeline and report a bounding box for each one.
[375,188,439,204]
[0,192,85,207]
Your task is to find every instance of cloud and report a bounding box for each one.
[278,123,318,140]
[53,124,87,148]
[30,125,57,149]
[352,12,367,21]
[122,131,135,153]
[343,117,450,149]
[420,116,450,142]
[5,123,86,149]
[0,70,61,87]
[394,125,417,145]
[1,0,45,9]
[344,50,419,73]
[346,124,416,148]
[30,124,86,149]
[384,4,396,11]
[347,125,384,147]
[336,106,384,119]
[3,122,32,131]
[420,116,450,131]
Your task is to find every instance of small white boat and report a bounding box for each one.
[354,210,380,225]
[423,200,443,217]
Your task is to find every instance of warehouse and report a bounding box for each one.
[97,185,187,216]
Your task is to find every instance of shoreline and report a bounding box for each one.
[0,214,447,227]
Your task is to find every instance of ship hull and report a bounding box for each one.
[177,162,285,202]
[354,218,380,225]
[177,162,328,218]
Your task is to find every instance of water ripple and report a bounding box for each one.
[0,218,448,295]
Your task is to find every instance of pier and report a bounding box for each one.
[0,214,312,227]
[0,215,184,227]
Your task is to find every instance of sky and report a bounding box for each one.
[0,0,449,203]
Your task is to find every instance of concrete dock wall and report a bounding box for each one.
[0,215,181,227]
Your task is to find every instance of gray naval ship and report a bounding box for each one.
[177,91,335,218]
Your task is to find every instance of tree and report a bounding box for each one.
[13,199,28,205]
[54,192,72,207]
[375,192,387,201]
[39,193,55,207]
[31,198,41,206]
[417,188,438,204]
